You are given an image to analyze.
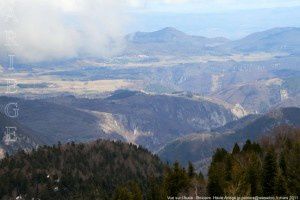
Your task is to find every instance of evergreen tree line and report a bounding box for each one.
[0,126,299,199]
[207,126,300,196]
[115,126,300,199]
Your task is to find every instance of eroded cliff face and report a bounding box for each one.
[0,148,5,159]
[93,110,234,151]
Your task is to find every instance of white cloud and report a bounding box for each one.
[0,0,131,63]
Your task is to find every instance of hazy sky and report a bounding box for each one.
[0,0,299,62]
[128,0,300,13]
[127,0,300,38]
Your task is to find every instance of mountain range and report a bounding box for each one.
[229,27,300,54]
[0,91,237,154]
[125,27,229,56]
[45,90,238,152]
[1,92,299,174]
[125,27,300,56]
[0,26,300,177]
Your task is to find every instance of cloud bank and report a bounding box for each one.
[1,0,299,63]
[0,0,130,63]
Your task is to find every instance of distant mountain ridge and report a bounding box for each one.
[127,27,228,44]
[125,27,230,56]
[46,90,236,152]
[229,27,300,54]
[125,27,300,56]
[0,96,106,146]
[0,92,236,155]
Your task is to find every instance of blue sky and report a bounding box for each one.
[127,0,300,38]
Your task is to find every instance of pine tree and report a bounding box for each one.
[188,162,195,178]
[242,140,252,152]
[232,143,240,154]
[279,153,287,177]
[207,148,227,196]
[262,149,277,196]
[251,143,262,154]
[164,162,189,197]
[212,148,228,162]
[285,142,300,196]
[247,165,259,196]
[225,155,232,181]
[207,171,224,197]
[198,171,204,180]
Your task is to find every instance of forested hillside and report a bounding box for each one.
[207,126,300,196]
[159,107,300,173]
[0,140,164,199]
[0,127,299,199]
